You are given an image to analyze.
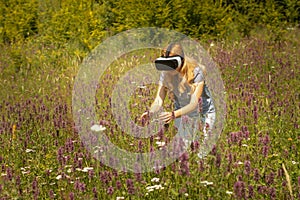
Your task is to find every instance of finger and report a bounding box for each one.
[139,115,148,124]
[158,114,169,121]
[140,112,148,119]
[161,116,172,123]
[165,119,171,124]
[158,112,169,118]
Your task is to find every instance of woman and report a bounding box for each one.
[140,43,215,158]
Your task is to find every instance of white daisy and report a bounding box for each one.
[90,124,106,132]
[226,191,233,195]
[25,149,35,153]
[82,167,93,172]
[155,141,165,147]
[56,175,62,180]
[151,177,160,182]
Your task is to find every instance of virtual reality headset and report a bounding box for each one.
[154,56,183,71]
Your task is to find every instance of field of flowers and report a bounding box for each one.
[0,29,299,200]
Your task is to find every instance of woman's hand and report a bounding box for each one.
[158,111,175,124]
[139,111,152,126]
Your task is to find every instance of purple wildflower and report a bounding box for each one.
[198,160,205,172]
[243,131,250,140]
[6,167,13,181]
[157,126,165,139]
[253,168,260,182]
[100,171,111,184]
[92,187,98,199]
[150,136,154,144]
[74,180,86,192]
[179,152,190,175]
[229,131,243,145]
[32,177,38,191]
[241,125,248,133]
[138,140,143,152]
[57,147,64,164]
[260,134,270,145]
[180,161,190,176]
[191,140,200,152]
[215,153,221,168]
[69,192,75,200]
[248,185,254,198]
[154,160,161,174]
[282,180,287,187]
[16,175,21,193]
[226,165,232,174]
[233,181,246,199]
[257,185,268,195]
[244,160,251,175]
[77,157,83,169]
[109,156,117,167]
[198,97,203,113]
[211,145,217,156]
[88,169,95,180]
[134,164,142,182]
[269,187,276,200]
[126,179,135,194]
[266,172,275,185]
[107,186,114,195]
[227,153,233,164]
[112,169,118,178]
[180,152,189,162]
[179,187,187,194]
[116,180,122,190]
[182,115,189,125]
[262,145,269,157]
[65,138,74,153]
[277,167,283,178]
[49,190,55,199]
[283,149,289,158]
[253,105,258,123]
[237,175,243,181]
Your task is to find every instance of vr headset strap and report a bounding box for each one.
[165,43,174,57]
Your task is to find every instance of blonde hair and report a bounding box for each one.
[161,43,207,93]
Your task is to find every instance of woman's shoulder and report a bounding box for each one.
[193,64,206,83]
[193,65,205,75]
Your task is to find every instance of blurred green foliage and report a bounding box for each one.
[0,0,299,72]
[1,0,299,43]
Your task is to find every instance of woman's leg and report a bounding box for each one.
[198,112,216,159]
[174,116,195,150]
[203,112,216,139]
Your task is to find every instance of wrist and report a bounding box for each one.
[173,110,181,119]
[171,111,176,119]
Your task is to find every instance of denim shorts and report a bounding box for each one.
[174,112,216,141]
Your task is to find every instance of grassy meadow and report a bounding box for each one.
[0,0,300,197]
[0,25,299,200]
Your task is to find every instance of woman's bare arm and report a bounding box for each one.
[159,81,204,123]
[140,85,167,124]
[149,85,167,113]
[175,81,204,117]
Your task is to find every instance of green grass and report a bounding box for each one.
[0,29,299,199]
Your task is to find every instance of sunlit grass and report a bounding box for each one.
[0,32,299,199]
